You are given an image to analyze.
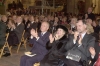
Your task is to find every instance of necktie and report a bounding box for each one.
[41,33,43,36]
[77,34,81,41]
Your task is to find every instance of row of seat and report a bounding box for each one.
[0,30,27,58]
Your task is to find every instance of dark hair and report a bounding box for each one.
[56,25,68,33]
[77,19,86,25]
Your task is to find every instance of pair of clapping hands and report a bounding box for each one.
[74,31,82,45]
[74,31,96,57]
[49,33,59,43]
[30,29,38,38]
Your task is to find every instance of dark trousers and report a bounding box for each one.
[8,31,19,46]
[20,54,45,66]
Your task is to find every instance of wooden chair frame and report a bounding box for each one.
[17,30,27,53]
[0,33,12,58]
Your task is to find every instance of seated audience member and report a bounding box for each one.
[62,20,95,66]
[40,25,68,66]
[86,7,95,21]
[86,18,99,41]
[86,24,94,34]
[20,22,50,66]
[0,15,7,48]
[25,15,38,39]
[13,16,24,44]
[92,21,100,35]
[7,19,19,46]
[69,17,77,34]
[23,15,30,30]
[52,17,60,33]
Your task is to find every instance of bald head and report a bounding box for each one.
[40,22,49,32]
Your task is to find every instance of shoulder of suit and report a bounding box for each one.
[87,33,95,40]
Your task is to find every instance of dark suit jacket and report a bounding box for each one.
[0,21,7,45]
[28,22,38,32]
[65,33,95,61]
[29,32,50,55]
[14,23,24,42]
[0,21,7,38]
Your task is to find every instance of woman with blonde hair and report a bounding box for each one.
[86,24,94,34]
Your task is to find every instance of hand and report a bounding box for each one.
[30,29,38,38]
[54,33,59,40]
[12,24,16,29]
[89,47,96,56]
[68,30,74,34]
[78,34,82,45]
[49,34,54,43]
[74,31,79,41]
[27,23,30,28]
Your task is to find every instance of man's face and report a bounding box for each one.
[16,17,22,23]
[2,16,7,22]
[40,22,49,32]
[88,7,92,13]
[12,15,16,20]
[76,20,86,33]
[86,19,92,25]
[71,18,76,25]
[29,16,34,22]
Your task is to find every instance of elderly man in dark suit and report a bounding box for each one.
[20,22,50,66]
[61,20,95,66]
[13,16,24,44]
[0,15,7,48]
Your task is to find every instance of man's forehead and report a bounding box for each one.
[77,21,84,25]
[42,22,49,26]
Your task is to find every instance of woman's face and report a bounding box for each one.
[56,28,65,36]
[8,20,13,26]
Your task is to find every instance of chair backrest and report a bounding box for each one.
[22,30,25,37]
[6,33,9,41]
[21,30,25,41]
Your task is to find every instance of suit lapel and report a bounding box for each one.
[39,32,48,38]
[82,33,89,45]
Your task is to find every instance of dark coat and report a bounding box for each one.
[0,21,7,46]
[20,32,50,66]
[7,28,19,46]
[40,35,68,66]
[14,23,24,43]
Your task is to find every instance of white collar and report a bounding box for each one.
[31,21,34,23]
[41,32,47,36]
[17,23,21,26]
[81,32,86,39]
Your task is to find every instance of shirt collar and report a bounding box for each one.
[31,21,34,23]
[17,22,21,26]
[81,32,86,39]
[41,32,47,35]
